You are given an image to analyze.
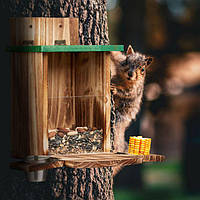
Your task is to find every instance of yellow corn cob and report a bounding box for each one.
[144,138,151,155]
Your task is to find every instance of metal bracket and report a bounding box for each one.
[55,40,66,45]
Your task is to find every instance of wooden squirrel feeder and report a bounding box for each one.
[9,18,165,177]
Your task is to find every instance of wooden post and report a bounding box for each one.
[11,52,48,158]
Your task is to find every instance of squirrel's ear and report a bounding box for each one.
[145,57,153,66]
[126,45,134,55]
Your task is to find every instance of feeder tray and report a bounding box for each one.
[10,153,165,171]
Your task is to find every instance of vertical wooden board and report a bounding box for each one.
[45,18,70,45]
[48,53,76,129]
[28,53,38,155]
[27,52,48,155]
[103,52,111,152]
[11,52,48,158]
[69,18,79,45]
[34,18,46,45]
[45,18,53,45]
[14,17,45,46]
[28,53,48,155]
[74,52,105,129]
[43,53,49,155]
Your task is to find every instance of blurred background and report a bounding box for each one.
[107,0,200,199]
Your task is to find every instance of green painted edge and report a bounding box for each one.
[7,45,124,52]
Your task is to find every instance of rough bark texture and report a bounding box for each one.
[7,0,114,200]
[49,167,113,200]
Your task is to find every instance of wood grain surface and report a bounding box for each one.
[10,17,79,46]
[10,18,46,46]
[10,153,165,172]
[103,52,111,152]
[11,52,48,158]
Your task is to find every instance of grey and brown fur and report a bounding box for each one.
[111,45,152,175]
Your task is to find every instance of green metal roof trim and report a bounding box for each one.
[7,45,124,52]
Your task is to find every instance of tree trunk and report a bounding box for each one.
[6,1,114,200]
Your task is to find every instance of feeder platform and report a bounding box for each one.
[10,153,165,172]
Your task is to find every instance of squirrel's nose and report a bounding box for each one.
[128,71,133,77]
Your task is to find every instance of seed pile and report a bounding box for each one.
[48,127,103,154]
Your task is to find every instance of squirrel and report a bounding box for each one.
[110,45,153,175]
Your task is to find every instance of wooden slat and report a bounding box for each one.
[143,154,166,162]
[46,18,70,45]
[10,153,165,171]
[69,18,79,45]
[103,52,111,152]
[42,53,49,154]
[11,52,48,158]
[10,17,46,46]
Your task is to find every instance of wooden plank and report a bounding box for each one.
[10,153,165,171]
[42,53,49,154]
[45,18,79,45]
[142,154,166,162]
[103,52,111,152]
[11,17,46,46]
[48,53,76,129]
[28,52,38,155]
[45,18,53,46]
[46,18,70,45]
[28,53,48,155]
[69,18,79,45]
[64,158,142,168]
[7,45,124,52]
[11,52,48,158]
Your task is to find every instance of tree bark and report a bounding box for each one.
[6,1,114,200]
